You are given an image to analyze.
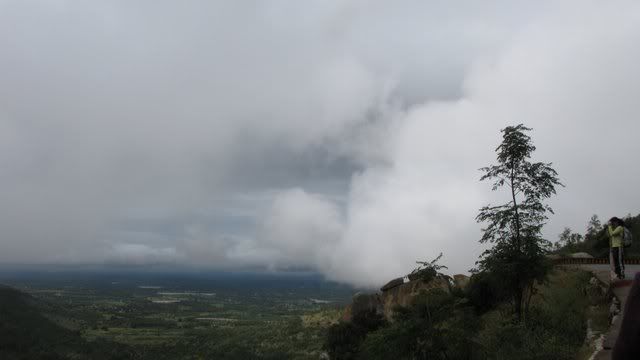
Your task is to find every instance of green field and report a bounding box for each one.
[0,271,355,359]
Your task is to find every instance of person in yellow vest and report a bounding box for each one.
[608,217,625,280]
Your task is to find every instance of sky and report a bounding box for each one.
[1,0,640,287]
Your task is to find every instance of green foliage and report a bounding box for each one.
[586,215,603,238]
[325,322,363,360]
[0,285,135,360]
[554,227,584,253]
[0,275,349,360]
[622,213,640,255]
[476,124,562,321]
[325,286,482,360]
[475,269,596,360]
[411,253,448,283]
[465,271,510,314]
[583,214,611,257]
[324,310,387,360]
[359,289,479,360]
[326,268,606,360]
[553,213,640,258]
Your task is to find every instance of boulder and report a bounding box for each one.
[380,277,405,292]
[342,292,383,322]
[379,277,450,321]
[452,274,470,289]
[342,275,453,323]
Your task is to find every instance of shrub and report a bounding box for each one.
[324,310,386,360]
[466,271,510,314]
[475,269,590,360]
[359,289,479,360]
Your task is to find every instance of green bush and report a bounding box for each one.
[327,269,598,360]
[324,310,387,360]
[475,310,582,360]
[359,289,480,360]
[465,271,510,314]
[475,270,590,360]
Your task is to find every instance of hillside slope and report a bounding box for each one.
[0,285,132,360]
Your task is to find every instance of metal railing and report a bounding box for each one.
[553,257,640,265]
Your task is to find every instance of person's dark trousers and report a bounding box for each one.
[613,273,640,359]
[610,246,625,278]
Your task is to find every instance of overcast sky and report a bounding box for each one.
[1,1,640,287]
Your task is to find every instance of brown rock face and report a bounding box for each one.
[341,276,454,323]
[342,292,383,322]
[379,277,450,321]
[380,277,404,292]
[453,274,470,289]
[353,292,383,314]
[341,304,353,322]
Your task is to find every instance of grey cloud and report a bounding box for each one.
[1,1,639,286]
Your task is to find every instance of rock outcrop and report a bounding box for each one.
[343,274,463,322]
[341,292,383,322]
[453,274,470,289]
[380,277,404,292]
[379,276,450,320]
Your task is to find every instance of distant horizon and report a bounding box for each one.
[0,262,322,275]
[0,264,365,292]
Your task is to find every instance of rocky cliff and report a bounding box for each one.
[342,273,469,322]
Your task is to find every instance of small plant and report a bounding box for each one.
[410,253,448,283]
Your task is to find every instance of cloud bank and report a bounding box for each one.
[1,1,640,286]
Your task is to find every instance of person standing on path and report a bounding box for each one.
[608,217,625,279]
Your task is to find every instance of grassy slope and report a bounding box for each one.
[0,285,133,360]
[474,268,609,360]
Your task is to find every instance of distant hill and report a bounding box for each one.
[0,285,132,359]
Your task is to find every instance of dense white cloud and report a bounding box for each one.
[1,1,640,286]
[260,189,344,268]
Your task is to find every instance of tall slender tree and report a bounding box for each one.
[476,124,563,321]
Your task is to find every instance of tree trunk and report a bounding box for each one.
[524,281,535,321]
[511,163,524,323]
[510,163,521,251]
[514,286,523,322]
